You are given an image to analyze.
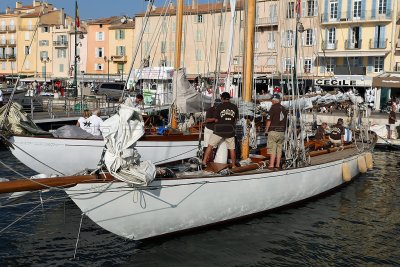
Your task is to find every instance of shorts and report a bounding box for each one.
[267,131,285,156]
[203,127,213,147]
[329,136,342,145]
[208,133,235,150]
[388,124,396,131]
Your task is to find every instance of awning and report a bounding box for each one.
[318,51,389,57]
[372,73,400,88]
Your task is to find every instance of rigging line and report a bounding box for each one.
[0,195,54,235]
[122,0,156,99]
[152,147,198,164]
[7,142,66,176]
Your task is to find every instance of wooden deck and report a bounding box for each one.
[310,147,360,166]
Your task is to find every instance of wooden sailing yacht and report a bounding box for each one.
[0,0,375,240]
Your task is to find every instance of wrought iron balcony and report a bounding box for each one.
[7,39,16,46]
[111,55,127,62]
[5,54,16,60]
[7,25,16,32]
[321,10,392,24]
[369,39,387,49]
[53,41,68,47]
[335,65,366,75]
[345,39,362,50]
[321,40,338,50]
[256,16,278,27]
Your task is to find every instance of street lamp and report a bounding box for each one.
[40,56,51,88]
[104,56,112,82]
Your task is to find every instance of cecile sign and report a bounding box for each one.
[315,76,372,87]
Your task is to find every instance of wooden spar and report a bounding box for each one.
[171,0,184,130]
[0,174,114,194]
[241,0,256,160]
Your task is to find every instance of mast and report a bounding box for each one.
[241,0,256,160]
[172,0,184,129]
[73,0,79,97]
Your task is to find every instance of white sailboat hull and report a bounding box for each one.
[66,153,362,240]
[9,136,199,176]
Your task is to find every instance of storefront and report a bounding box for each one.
[372,73,400,110]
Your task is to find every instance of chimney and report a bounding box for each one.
[192,0,197,9]
[6,7,11,14]
[16,1,22,8]
[33,0,41,7]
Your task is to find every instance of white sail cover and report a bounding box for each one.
[102,98,156,186]
[173,68,211,113]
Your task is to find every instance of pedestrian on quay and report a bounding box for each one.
[202,92,238,168]
[388,105,397,140]
[265,93,288,170]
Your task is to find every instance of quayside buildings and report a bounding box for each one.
[0,0,399,108]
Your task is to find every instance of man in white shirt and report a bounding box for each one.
[83,109,103,136]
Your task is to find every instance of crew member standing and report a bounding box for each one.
[202,92,238,168]
[265,94,288,170]
[329,118,345,146]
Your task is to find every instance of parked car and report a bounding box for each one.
[95,82,125,101]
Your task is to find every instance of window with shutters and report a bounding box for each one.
[96,47,103,58]
[96,32,104,41]
[374,56,384,72]
[40,51,48,59]
[39,40,49,46]
[197,14,204,23]
[116,29,125,40]
[378,0,387,14]
[267,58,276,66]
[57,49,66,58]
[268,32,275,49]
[307,0,317,17]
[326,58,335,72]
[305,29,314,46]
[304,58,312,73]
[283,58,292,73]
[116,46,125,56]
[329,0,338,20]
[59,64,64,72]
[24,46,31,55]
[95,64,104,70]
[287,2,295,18]
[24,32,30,41]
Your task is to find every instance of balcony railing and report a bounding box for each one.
[111,55,127,62]
[234,65,276,73]
[256,16,278,26]
[321,40,338,50]
[335,65,366,75]
[53,41,68,46]
[5,54,16,60]
[19,25,35,31]
[7,39,16,46]
[345,39,362,50]
[7,25,16,32]
[321,10,392,23]
[0,55,6,60]
[369,39,387,49]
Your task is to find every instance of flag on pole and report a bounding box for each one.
[296,0,301,18]
[75,0,80,28]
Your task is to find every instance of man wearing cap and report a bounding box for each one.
[265,94,288,170]
[329,118,345,146]
[202,92,239,168]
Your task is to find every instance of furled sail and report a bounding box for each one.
[172,68,212,113]
[0,102,49,135]
[102,98,156,186]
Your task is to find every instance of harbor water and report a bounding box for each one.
[0,148,399,266]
